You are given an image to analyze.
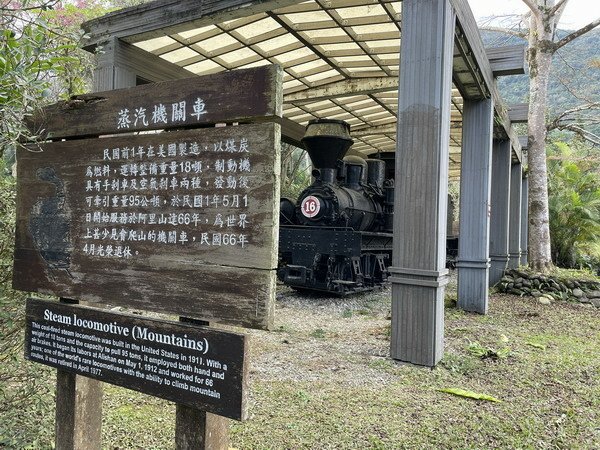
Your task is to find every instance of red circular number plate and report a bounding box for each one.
[301,196,321,218]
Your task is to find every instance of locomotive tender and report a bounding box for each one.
[278,119,394,295]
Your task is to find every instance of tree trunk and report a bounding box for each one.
[526,7,555,272]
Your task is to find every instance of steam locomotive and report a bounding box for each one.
[278,119,395,295]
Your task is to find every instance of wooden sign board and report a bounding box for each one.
[25,298,248,420]
[14,123,279,329]
[13,66,282,330]
[26,65,283,140]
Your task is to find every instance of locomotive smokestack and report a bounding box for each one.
[301,119,353,183]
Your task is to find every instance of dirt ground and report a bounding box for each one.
[4,274,599,449]
[98,276,600,449]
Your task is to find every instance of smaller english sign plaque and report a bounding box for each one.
[24,298,248,420]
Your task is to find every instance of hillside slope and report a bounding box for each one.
[481,29,600,117]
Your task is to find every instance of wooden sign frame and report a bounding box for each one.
[25,298,248,420]
[13,65,282,330]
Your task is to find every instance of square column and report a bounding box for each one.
[390,0,455,367]
[457,99,494,314]
[520,174,529,265]
[489,140,511,285]
[93,38,137,91]
[508,162,522,268]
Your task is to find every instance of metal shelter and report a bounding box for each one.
[82,0,529,367]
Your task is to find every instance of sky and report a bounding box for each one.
[468,0,600,30]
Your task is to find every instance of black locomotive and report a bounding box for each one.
[278,119,394,295]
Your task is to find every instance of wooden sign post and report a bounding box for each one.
[26,298,248,419]
[14,65,282,449]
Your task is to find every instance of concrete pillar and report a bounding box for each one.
[92,37,193,91]
[457,99,494,314]
[390,0,455,367]
[489,140,511,285]
[93,38,137,91]
[508,162,522,268]
[520,174,529,266]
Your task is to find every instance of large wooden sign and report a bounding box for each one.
[25,298,248,420]
[26,65,282,140]
[13,66,281,330]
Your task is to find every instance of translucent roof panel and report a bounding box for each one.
[160,47,199,64]
[131,0,465,179]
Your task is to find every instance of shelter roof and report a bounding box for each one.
[83,0,523,180]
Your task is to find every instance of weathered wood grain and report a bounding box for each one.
[25,298,249,420]
[53,298,102,450]
[26,65,282,140]
[175,406,230,450]
[14,123,280,330]
[176,316,230,450]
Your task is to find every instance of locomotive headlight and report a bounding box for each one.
[300,195,323,219]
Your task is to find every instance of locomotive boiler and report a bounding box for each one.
[278,119,394,295]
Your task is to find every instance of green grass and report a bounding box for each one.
[230,293,600,449]
[2,292,599,449]
[547,267,600,282]
[515,265,600,283]
[102,385,174,449]
[309,328,327,338]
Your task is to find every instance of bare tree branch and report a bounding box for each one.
[554,124,600,146]
[521,0,542,17]
[556,77,598,104]
[548,103,600,131]
[479,26,528,38]
[0,0,60,13]
[555,17,600,50]
[549,0,570,18]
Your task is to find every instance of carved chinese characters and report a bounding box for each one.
[14,123,280,329]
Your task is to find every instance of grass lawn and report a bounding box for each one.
[2,285,599,449]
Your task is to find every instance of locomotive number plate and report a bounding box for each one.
[301,196,320,218]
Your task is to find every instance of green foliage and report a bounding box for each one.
[525,341,546,350]
[440,353,478,376]
[547,141,600,269]
[0,164,54,448]
[467,337,512,361]
[0,25,64,155]
[0,3,116,446]
[309,328,326,339]
[444,292,457,308]
[547,266,600,282]
[0,1,111,159]
[0,165,25,356]
[42,1,116,97]
[280,143,311,201]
